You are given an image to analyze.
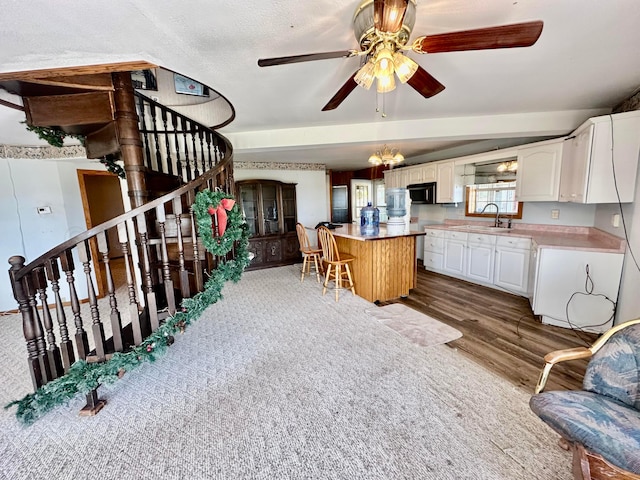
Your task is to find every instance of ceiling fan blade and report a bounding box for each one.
[322,71,359,111]
[258,50,355,67]
[374,0,409,34]
[414,20,543,54]
[407,66,445,98]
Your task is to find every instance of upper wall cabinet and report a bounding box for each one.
[385,163,437,190]
[559,111,640,203]
[436,161,464,203]
[515,140,563,202]
[407,163,436,185]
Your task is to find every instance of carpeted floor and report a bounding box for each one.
[0,264,570,479]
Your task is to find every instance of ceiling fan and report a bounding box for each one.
[257,0,543,111]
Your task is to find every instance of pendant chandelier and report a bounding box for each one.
[497,160,518,172]
[368,144,404,167]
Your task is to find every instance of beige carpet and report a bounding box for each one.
[0,264,570,479]
[366,303,463,347]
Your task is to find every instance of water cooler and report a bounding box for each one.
[386,188,411,235]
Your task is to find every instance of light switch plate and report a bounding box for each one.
[551,209,560,219]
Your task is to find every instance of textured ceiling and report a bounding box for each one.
[0,0,638,170]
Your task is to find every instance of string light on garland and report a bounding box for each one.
[5,188,250,425]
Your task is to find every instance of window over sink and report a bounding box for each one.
[465,181,523,219]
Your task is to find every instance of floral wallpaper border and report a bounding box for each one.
[235,161,325,171]
[0,145,86,159]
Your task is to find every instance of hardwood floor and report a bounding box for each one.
[380,266,598,393]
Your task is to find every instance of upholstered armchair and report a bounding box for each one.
[530,319,640,480]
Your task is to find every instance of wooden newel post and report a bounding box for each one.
[8,256,43,390]
[112,71,147,209]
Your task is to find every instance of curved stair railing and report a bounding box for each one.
[134,92,227,184]
[7,93,236,415]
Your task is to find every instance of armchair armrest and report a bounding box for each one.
[534,318,640,394]
[535,347,592,394]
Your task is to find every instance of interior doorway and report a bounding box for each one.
[77,169,126,297]
[350,179,372,222]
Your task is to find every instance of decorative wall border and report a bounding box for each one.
[235,161,325,171]
[0,144,86,159]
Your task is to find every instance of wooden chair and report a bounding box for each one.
[317,226,355,302]
[295,222,323,282]
[530,318,640,480]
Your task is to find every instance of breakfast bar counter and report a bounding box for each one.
[331,224,425,303]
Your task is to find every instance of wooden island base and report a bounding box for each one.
[332,225,424,303]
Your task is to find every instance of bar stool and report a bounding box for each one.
[295,223,323,282]
[317,226,356,302]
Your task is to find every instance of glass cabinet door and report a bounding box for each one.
[239,183,260,237]
[261,184,280,235]
[281,185,296,233]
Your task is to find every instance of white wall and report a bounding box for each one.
[0,156,103,312]
[595,197,640,323]
[234,167,328,229]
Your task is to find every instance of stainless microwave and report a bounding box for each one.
[407,182,437,204]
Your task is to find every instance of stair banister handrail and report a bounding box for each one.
[13,134,232,282]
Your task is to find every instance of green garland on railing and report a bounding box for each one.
[5,189,250,425]
[22,122,126,179]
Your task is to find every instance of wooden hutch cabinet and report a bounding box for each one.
[236,179,301,270]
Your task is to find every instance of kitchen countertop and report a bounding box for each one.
[423,221,626,253]
[331,224,426,242]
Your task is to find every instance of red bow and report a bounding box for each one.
[207,198,236,237]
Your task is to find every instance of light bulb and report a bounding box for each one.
[392,52,418,83]
[376,73,396,93]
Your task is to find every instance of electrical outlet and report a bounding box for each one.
[612,213,620,227]
[551,209,560,219]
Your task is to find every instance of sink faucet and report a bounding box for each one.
[480,203,502,227]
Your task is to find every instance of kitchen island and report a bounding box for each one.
[331,224,425,303]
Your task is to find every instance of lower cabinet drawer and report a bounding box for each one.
[424,251,444,270]
[424,236,444,253]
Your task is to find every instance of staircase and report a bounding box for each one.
[2,64,238,415]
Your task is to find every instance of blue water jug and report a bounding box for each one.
[360,202,380,236]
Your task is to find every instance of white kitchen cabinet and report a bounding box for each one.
[408,166,424,185]
[423,228,444,271]
[396,169,409,189]
[515,140,563,202]
[559,111,640,203]
[443,230,467,276]
[527,240,539,306]
[466,233,496,284]
[384,169,406,188]
[436,161,464,203]
[383,169,396,188]
[494,235,531,295]
[532,248,623,333]
[420,164,436,183]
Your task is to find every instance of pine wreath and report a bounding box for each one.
[193,189,246,256]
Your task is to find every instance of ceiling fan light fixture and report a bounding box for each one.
[376,72,396,93]
[392,52,418,83]
[374,46,395,79]
[354,60,376,90]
